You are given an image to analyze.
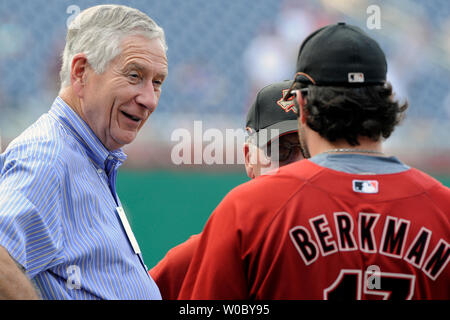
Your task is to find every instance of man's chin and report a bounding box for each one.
[108,132,137,150]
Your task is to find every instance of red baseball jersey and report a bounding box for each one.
[150,234,200,300]
[178,160,450,299]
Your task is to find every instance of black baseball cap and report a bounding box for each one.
[294,22,387,86]
[246,80,298,146]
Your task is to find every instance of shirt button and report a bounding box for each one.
[97,168,103,174]
[108,156,114,160]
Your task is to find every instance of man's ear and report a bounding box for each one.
[243,143,255,179]
[296,92,307,124]
[70,53,89,98]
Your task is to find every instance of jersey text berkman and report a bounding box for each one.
[289,212,450,280]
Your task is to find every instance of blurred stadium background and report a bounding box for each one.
[0,0,449,267]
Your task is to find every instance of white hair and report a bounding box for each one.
[59,4,167,90]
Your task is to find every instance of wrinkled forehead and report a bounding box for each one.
[117,34,168,74]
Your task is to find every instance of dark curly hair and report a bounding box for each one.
[300,82,408,146]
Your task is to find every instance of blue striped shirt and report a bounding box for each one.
[0,97,161,300]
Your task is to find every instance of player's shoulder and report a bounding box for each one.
[207,160,324,239]
[408,168,450,209]
[224,160,323,210]
[236,159,321,188]
[406,167,449,193]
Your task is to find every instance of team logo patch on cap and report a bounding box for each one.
[352,180,379,194]
[277,89,296,113]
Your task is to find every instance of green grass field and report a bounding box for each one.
[117,170,450,268]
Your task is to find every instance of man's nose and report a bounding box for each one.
[136,81,158,111]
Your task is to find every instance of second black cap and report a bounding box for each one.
[246,80,298,146]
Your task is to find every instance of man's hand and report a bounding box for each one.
[0,245,40,299]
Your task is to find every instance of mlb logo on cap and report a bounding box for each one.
[348,72,364,83]
[352,180,379,194]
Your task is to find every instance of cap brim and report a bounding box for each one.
[255,120,298,147]
[295,73,315,85]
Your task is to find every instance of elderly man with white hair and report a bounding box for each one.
[0,5,168,299]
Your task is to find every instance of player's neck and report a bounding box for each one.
[307,131,384,157]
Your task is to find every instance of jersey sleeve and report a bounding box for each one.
[0,142,64,278]
[178,194,249,299]
[149,234,200,300]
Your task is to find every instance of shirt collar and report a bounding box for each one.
[49,97,127,168]
[309,153,409,174]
